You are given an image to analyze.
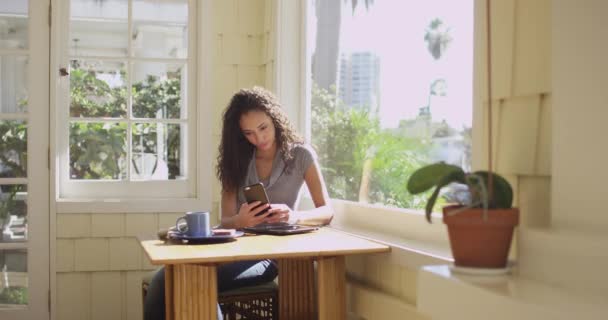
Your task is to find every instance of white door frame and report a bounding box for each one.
[0,1,50,319]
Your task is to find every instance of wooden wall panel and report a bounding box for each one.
[513,0,551,96]
[475,100,502,170]
[91,272,122,320]
[212,0,238,35]
[536,94,552,175]
[519,176,551,227]
[238,0,265,35]
[497,96,541,174]
[489,0,516,100]
[348,281,430,320]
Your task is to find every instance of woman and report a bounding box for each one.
[144,87,333,320]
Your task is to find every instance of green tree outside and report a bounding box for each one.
[0,121,27,222]
[0,287,27,305]
[69,65,183,180]
[311,84,432,209]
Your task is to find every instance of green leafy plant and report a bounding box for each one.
[69,122,127,179]
[0,185,26,224]
[0,121,27,224]
[0,121,27,178]
[0,287,28,305]
[406,162,513,222]
[311,84,431,208]
[68,66,182,179]
[311,84,376,201]
[69,66,127,118]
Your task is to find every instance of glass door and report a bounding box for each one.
[0,0,50,319]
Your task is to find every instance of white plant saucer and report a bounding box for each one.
[449,261,515,276]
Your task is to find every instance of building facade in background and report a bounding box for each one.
[337,51,380,111]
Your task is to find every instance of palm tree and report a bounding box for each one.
[345,0,375,14]
[424,18,452,60]
[312,0,375,90]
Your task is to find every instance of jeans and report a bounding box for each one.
[144,260,278,320]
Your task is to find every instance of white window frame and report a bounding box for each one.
[276,0,486,255]
[273,0,310,138]
[52,0,213,213]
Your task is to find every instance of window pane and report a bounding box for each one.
[0,120,26,178]
[0,1,28,49]
[69,0,128,57]
[0,56,28,113]
[0,185,27,243]
[70,122,127,180]
[0,249,28,308]
[132,62,185,119]
[132,0,188,59]
[310,1,473,209]
[131,122,183,180]
[70,60,127,118]
[133,0,188,22]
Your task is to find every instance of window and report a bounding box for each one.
[57,0,199,200]
[308,1,473,209]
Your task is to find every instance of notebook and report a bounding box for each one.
[243,223,319,235]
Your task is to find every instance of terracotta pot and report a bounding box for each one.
[442,205,519,268]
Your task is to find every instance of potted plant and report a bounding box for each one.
[406,162,519,269]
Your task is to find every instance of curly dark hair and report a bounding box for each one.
[216,87,303,192]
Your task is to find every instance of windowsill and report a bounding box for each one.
[418,265,608,320]
[305,198,453,269]
[327,199,608,320]
[55,197,209,214]
[330,225,452,269]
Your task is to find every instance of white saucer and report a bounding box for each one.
[168,230,244,243]
[449,261,515,276]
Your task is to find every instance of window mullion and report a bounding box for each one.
[126,0,133,182]
[0,113,28,120]
[67,117,130,123]
[0,178,28,185]
[69,55,187,64]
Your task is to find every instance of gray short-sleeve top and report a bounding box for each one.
[237,144,316,210]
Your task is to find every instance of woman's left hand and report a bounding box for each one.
[264,204,292,224]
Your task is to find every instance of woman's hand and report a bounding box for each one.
[235,201,271,228]
[264,204,292,224]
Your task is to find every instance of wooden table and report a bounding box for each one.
[140,227,390,320]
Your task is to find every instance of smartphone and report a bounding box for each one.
[243,182,272,216]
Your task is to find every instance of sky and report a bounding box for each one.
[336,0,474,129]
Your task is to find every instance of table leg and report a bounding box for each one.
[278,258,316,320]
[317,256,346,320]
[165,265,174,320]
[169,264,217,320]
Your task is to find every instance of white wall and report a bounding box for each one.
[552,0,608,232]
[512,0,608,297]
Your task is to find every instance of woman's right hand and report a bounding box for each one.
[235,201,271,228]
